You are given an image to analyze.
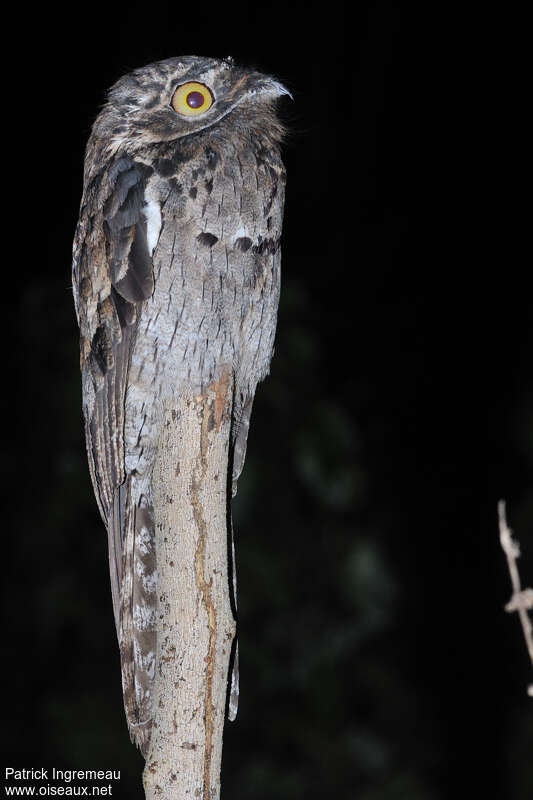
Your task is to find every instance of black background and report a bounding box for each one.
[3,2,531,798]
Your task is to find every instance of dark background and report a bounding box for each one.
[3,2,531,798]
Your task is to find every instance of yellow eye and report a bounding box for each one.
[171,82,214,117]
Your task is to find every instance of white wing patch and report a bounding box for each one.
[143,196,162,256]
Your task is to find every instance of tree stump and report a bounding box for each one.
[143,369,236,799]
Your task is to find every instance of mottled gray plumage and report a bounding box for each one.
[72,55,286,756]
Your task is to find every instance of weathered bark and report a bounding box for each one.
[143,370,236,799]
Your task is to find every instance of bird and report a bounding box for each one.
[72,55,287,756]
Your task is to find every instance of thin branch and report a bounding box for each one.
[498,499,533,696]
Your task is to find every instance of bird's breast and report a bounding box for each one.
[123,140,282,476]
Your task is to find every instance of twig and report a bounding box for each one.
[497,500,533,696]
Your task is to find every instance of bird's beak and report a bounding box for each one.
[252,76,293,101]
[266,79,293,100]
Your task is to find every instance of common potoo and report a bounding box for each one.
[72,56,287,756]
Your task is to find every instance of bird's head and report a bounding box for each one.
[88,55,290,164]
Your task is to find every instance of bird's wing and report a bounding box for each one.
[227,150,285,721]
[73,155,158,755]
[72,155,155,635]
[226,396,255,722]
[231,396,255,499]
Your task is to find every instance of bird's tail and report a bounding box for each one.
[114,476,157,757]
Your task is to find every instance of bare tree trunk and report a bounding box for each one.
[143,368,236,799]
